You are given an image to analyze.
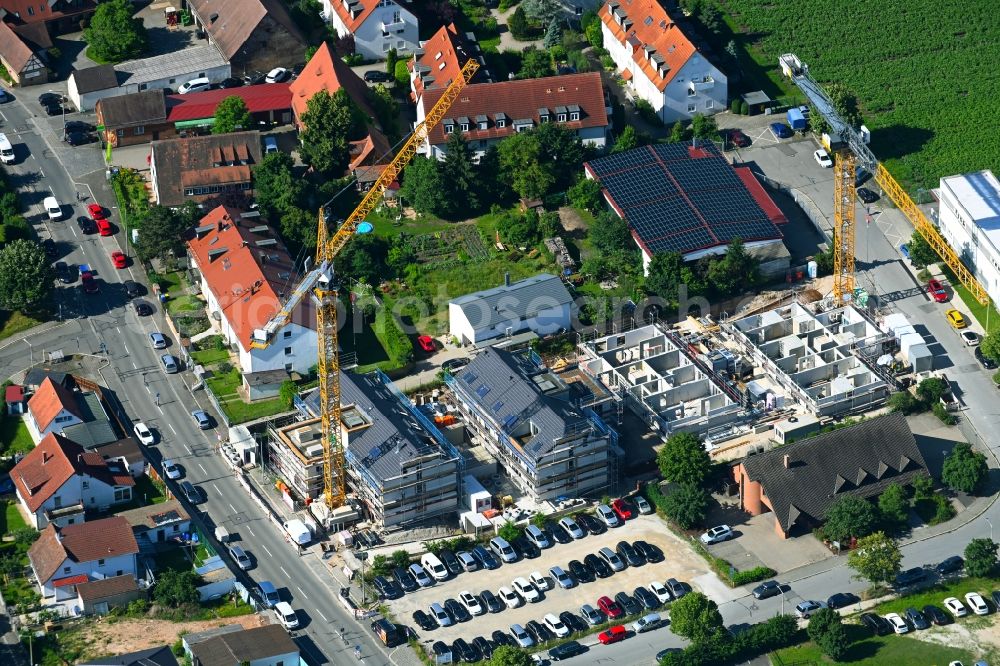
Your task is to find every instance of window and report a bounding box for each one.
[460,122,469,132]
[114,487,130,502]
[63,567,71,574]
[285,363,293,373]
[82,480,89,489]
[687,104,696,113]
[557,113,567,122]
[392,10,400,22]
[134,126,144,136]
[687,87,696,97]
[184,188,194,196]
[98,559,105,567]
[117,129,125,138]
[539,115,549,123]
[444,124,454,134]
[496,119,506,128]
[283,330,292,339]
[285,347,292,355]
[27,6,33,15]
[383,42,391,52]
[138,83,148,91]
[169,78,176,84]
[397,40,405,48]
[55,414,74,423]
[570,112,580,121]
[478,121,488,130]
[705,100,713,109]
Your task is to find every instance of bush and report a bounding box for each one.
[730,99,741,113]
[739,100,749,115]
[730,566,776,586]
[932,400,957,425]
[942,442,988,494]
[887,390,923,414]
[659,614,801,666]
[634,98,662,125]
[374,307,414,368]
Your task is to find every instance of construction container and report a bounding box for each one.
[787,107,806,131]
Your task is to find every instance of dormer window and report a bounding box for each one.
[497,118,506,128]
[444,118,454,134]
[460,122,469,132]
[570,111,579,121]
[538,107,550,123]
[435,51,443,60]
[476,114,489,130]
[557,113,567,122]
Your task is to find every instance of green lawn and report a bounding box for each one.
[0,416,34,455]
[367,208,455,237]
[0,310,44,341]
[774,624,975,665]
[1,500,26,535]
[874,576,997,616]
[340,310,391,371]
[216,395,289,423]
[190,347,230,366]
[206,369,241,397]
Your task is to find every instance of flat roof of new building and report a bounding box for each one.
[941,170,1000,251]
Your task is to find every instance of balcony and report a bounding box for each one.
[691,76,715,92]
[380,19,407,34]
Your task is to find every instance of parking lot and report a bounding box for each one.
[394,512,715,645]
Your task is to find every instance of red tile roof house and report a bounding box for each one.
[408,23,489,104]
[27,516,139,602]
[325,0,419,62]
[600,0,727,123]
[25,376,84,440]
[417,72,610,161]
[0,19,48,86]
[0,0,97,39]
[149,131,263,208]
[186,205,317,375]
[12,433,135,529]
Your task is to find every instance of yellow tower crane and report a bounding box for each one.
[251,59,479,515]
[778,53,990,306]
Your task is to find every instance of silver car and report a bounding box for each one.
[149,332,167,349]
[161,354,179,373]
[192,410,211,429]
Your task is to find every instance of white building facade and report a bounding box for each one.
[938,170,1000,307]
[449,274,574,346]
[325,0,419,61]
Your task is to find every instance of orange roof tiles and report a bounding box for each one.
[328,0,378,33]
[27,377,81,432]
[411,23,467,100]
[29,517,139,585]
[600,0,697,92]
[289,41,374,127]
[187,206,314,351]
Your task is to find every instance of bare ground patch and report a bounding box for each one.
[83,613,268,658]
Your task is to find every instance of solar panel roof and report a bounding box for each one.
[587,142,784,255]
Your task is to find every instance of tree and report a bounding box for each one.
[401,156,448,216]
[911,473,934,501]
[707,238,759,297]
[212,96,253,134]
[498,131,553,200]
[612,125,639,153]
[152,570,200,607]
[806,607,841,644]
[964,538,998,577]
[690,113,719,140]
[440,132,479,217]
[0,240,52,312]
[662,483,709,529]
[886,390,922,415]
[847,531,902,586]
[589,212,633,256]
[386,48,398,76]
[878,483,910,532]
[823,495,879,543]
[488,645,534,666]
[522,0,560,23]
[338,234,388,284]
[657,432,710,485]
[942,443,988,494]
[84,0,147,63]
[825,82,862,128]
[535,123,583,188]
[907,230,938,267]
[519,46,554,79]
[508,7,532,40]
[279,380,297,408]
[981,330,1000,363]
[394,60,409,88]
[916,376,949,404]
[568,178,602,211]
[544,18,562,48]
[818,623,852,661]
[498,520,522,543]
[585,18,603,48]
[389,549,411,569]
[133,206,188,262]
[667,121,687,143]
[254,152,305,220]
[669,591,724,643]
[299,89,366,175]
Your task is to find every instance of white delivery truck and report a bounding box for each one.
[283,518,312,546]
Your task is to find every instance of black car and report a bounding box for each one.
[560,610,587,633]
[569,559,595,583]
[412,609,437,631]
[752,581,782,600]
[44,103,63,116]
[55,261,74,284]
[904,606,929,630]
[472,545,500,570]
[826,592,859,609]
[633,540,664,563]
[363,70,392,83]
[922,604,950,625]
[976,346,998,370]
[634,586,660,610]
[451,638,480,663]
[373,575,402,600]
[444,598,471,623]
[123,280,140,298]
[42,238,57,258]
[134,302,153,316]
[936,555,964,575]
[857,187,880,204]
[65,120,96,133]
[393,567,418,592]
[439,549,463,576]
[513,536,540,559]
[525,619,552,643]
[479,588,503,613]
[491,630,515,647]
[38,92,63,105]
[615,591,642,616]
[577,513,606,535]
[243,71,266,85]
[77,216,96,234]
[860,611,891,636]
[896,567,929,587]
[218,77,244,89]
[472,636,494,660]
[549,525,572,544]
[585,553,612,579]
[616,541,644,567]
[64,131,93,146]
[549,640,587,661]
[431,641,451,661]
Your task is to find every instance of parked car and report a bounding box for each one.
[616,541,643,567]
[439,549,462,576]
[525,525,552,549]
[963,330,980,347]
[218,77,243,89]
[55,262,74,284]
[543,613,569,638]
[586,553,612,579]
[44,196,61,220]
[611,498,634,521]
[575,512,604,535]
[769,122,793,139]
[373,576,402,600]
[921,604,950,625]
[429,603,452,627]
[525,619,550,643]
[459,591,483,616]
[498,586,521,609]
[473,544,500,569]
[412,609,437,631]
[649,581,672,604]
[417,335,436,353]
[513,536,540,559]
[633,540,664,563]
[408,563,433,587]
[549,524,571,544]
[560,516,585,539]
[595,504,621,528]
[884,612,909,634]
[965,592,989,615]
[64,131,93,146]
[87,203,107,220]
[827,592,859,609]
[163,459,182,480]
[580,603,605,625]
[725,128,751,148]
[615,590,642,616]
[634,495,653,514]
[394,567,417,592]
[927,278,949,302]
[597,595,623,619]
[111,250,127,268]
[753,580,782,600]
[43,102,63,116]
[444,598,470,623]
[599,546,626,572]
[632,612,664,633]
[937,556,965,575]
[700,525,734,544]
[363,70,392,83]
[512,577,540,603]
[77,216,96,234]
[905,607,929,630]
[860,612,891,635]
[665,578,688,599]
[491,630,515,647]
[97,219,113,236]
[813,148,833,167]
[975,346,998,370]
[633,586,660,610]
[597,625,627,645]
[549,566,575,589]
[944,596,968,618]
[479,588,503,613]
[795,600,827,619]
[191,409,212,429]
[559,610,587,633]
[548,640,586,661]
[569,559,595,583]
[178,77,212,94]
[38,92,62,106]
[857,187,880,203]
[456,551,478,573]
[179,480,203,504]
[265,67,291,83]
[472,636,494,660]
[896,567,929,587]
[149,332,167,349]
[133,422,155,445]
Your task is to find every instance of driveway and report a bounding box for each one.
[702,509,833,575]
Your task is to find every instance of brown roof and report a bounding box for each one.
[76,573,139,602]
[0,20,35,73]
[421,72,608,147]
[151,131,262,207]
[187,205,314,350]
[11,21,50,50]
[28,517,139,585]
[0,0,97,25]
[288,41,374,126]
[600,0,698,92]
[348,126,390,172]
[27,376,81,432]
[97,89,167,128]
[411,23,470,100]
[12,432,135,513]
[93,437,145,469]
[116,499,189,530]
[71,64,118,94]
[187,0,305,61]
[190,625,297,666]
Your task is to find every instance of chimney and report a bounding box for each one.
[504,272,510,287]
[783,454,791,469]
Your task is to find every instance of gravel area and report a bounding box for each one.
[396,513,714,645]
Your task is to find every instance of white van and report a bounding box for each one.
[0,133,14,164]
[421,553,449,582]
[274,601,299,629]
[44,196,61,220]
[178,77,211,94]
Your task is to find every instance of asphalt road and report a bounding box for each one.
[0,91,405,666]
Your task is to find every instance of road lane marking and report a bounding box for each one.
[213,484,222,496]
[123,341,129,354]
[296,587,309,600]
[198,463,207,474]
[132,361,137,369]
[280,567,290,578]
[247,526,256,537]
[316,610,327,622]
[185,444,193,455]
[168,424,177,435]
[156,404,163,415]
[229,503,237,513]
[260,543,270,557]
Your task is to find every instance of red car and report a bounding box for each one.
[88,203,107,220]
[611,498,633,521]
[97,219,112,236]
[81,273,98,293]
[726,129,751,148]
[927,279,948,303]
[417,335,435,353]
[111,251,127,268]
[597,595,623,619]
[598,625,627,645]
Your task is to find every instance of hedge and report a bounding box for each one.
[731,566,778,586]
[374,306,414,368]
[659,615,800,666]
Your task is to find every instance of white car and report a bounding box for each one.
[944,596,968,617]
[700,525,733,544]
[44,196,62,220]
[459,591,484,616]
[265,67,290,83]
[649,581,672,604]
[962,331,980,347]
[163,459,182,480]
[133,422,155,445]
[530,571,551,591]
[512,577,540,603]
[884,612,909,634]
[814,148,833,168]
[634,495,653,514]
[498,586,522,609]
[543,613,570,638]
[795,600,827,619]
[965,592,989,615]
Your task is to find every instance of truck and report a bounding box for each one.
[786,107,806,131]
[282,518,312,546]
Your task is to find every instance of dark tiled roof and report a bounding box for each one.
[71,64,119,93]
[741,413,929,532]
[76,573,138,602]
[187,0,305,61]
[97,89,167,128]
[449,273,572,332]
[11,21,50,51]
[152,132,262,207]
[78,645,179,666]
[189,625,297,666]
